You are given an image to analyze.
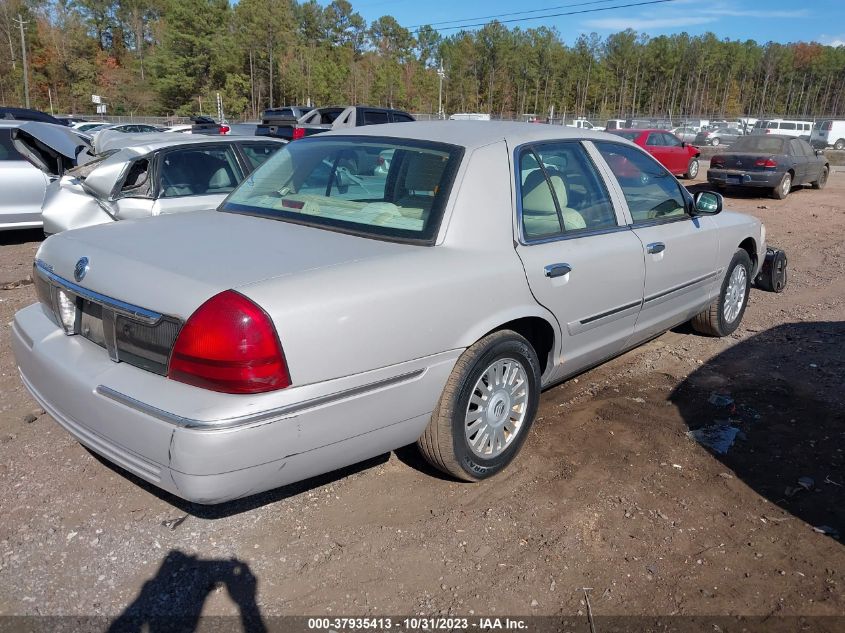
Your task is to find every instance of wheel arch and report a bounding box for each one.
[464,312,559,378]
[738,236,758,272]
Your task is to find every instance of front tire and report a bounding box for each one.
[691,249,752,337]
[811,166,828,189]
[684,158,699,179]
[772,172,792,199]
[711,137,721,146]
[418,330,541,481]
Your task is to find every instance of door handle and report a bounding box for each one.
[647,242,666,254]
[544,263,572,278]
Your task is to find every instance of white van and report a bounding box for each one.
[811,120,845,150]
[448,113,491,121]
[751,119,813,137]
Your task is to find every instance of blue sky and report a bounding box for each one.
[334,0,845,46]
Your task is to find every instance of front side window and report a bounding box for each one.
[594,141,687,223]
[645,133,664,147]
[222,136,463,244]
[662,133,682,146]
[160,145,244,197]
[518,142,618,240]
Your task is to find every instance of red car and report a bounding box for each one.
[608,129,701,179]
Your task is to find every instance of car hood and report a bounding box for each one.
[11,121,97,177]
[35,210,413,319]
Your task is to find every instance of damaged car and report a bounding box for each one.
[1,121,96,231]
[30,136,285,234]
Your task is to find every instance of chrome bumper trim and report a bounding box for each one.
[96,368,427,430]
[35,259,165,325]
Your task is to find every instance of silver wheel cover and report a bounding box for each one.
[464,358,529,458]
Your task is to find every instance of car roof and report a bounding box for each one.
[106,134,286,156]
[325,120,634,150]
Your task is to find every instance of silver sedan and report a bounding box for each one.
[13,122,765,503]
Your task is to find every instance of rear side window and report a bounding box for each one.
[362,110,390,125]
[767,121,780,129]
[788,139,803,155]
[518,142,618,240]
[0,130,19,161]
[240,142,282,169]
[781,122,796,130]
[392,113,415,123]
[160,145,244,198]
[595,141,687,223]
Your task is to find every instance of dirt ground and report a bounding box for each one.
[0,170,843,625]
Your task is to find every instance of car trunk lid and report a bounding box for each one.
[36,209,411,320]
[11,121,97,177]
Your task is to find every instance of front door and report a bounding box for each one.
[592,140,721,342]
[512,140,646,381]
[153,144,244,215]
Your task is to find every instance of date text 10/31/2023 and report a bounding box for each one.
[307,617,529,631]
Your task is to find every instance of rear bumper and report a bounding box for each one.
[707,169,782,188]
[13,302,458,503]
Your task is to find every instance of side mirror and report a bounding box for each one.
[693,190,723,215]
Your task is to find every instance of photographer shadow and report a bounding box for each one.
[670,321,844,537]
[108,550,267,633]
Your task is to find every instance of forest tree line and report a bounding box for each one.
[2,0,845,120]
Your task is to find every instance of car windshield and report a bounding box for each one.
[221,136,463,244]
[608,131,639,141]
[732,136,785,153]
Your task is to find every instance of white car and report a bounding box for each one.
[13,122,766,504]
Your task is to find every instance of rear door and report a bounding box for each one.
[593,140,721,343]
[0,129,48,228]
[512,140,646,380]
[788,138,809,183]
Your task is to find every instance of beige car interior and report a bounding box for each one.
[520,167,587,238]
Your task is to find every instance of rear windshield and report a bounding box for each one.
[608,131,639,141]
[221,136,464,244]
[732,136,785,153]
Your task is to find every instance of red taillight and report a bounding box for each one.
[220,125,230,135]
[168,290,290,394]
[710,155,725,167]
[292,127,306,140]
[754,158,778,168]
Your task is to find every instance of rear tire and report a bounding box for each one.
[811,166,828,189]
[691,250,752,337]
[771,172,792,199]
[684,158,699,179]
[418,330,541,482]
[834,139,845,151]
[711,137,721,146]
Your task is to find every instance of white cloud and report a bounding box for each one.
[582,16,716,31]
[819,34,845,47]
[702,8,809,18]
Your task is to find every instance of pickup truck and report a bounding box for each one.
[256,106,415,141]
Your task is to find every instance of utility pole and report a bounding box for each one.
[13,14,30,109]
[437,62,446,119]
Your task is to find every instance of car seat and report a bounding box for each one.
[395,151,446,220]
[521,169,586,237]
